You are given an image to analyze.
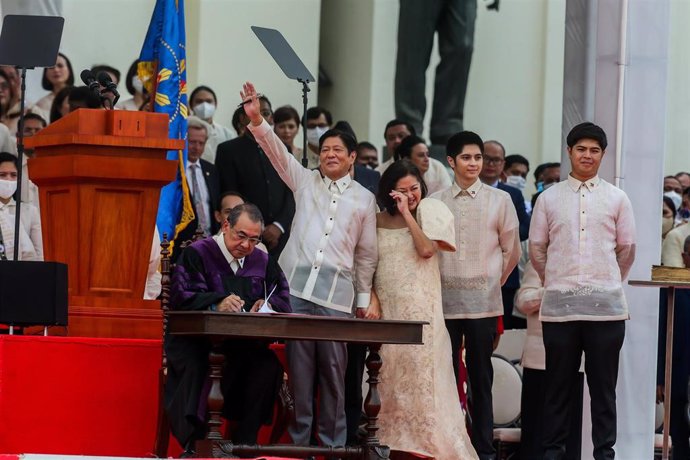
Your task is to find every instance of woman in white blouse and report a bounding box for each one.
[0,152,42,261]
[33,53,74,115]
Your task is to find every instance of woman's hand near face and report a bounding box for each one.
[390,190,411,216]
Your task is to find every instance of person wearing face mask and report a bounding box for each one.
[116,60,149,112]
[303,106,332,169]
[662,196,677,240]
[503,154,531,213]
[533,162,561,193]
[663,175,684,223]
[0,152,42,261]
[189,85,235,164]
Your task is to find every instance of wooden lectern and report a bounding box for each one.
[24,109,183,338]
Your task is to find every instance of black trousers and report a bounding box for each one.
[542,321,625,460]
[501,286,526,330]
[520,368,583,460]
[344,343,367,445]
[220,340,283,445]
[446,317,497,460]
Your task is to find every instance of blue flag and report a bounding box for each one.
[138,0,193,247]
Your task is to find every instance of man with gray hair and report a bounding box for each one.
[174,116,221,256]
[166,202,292,456]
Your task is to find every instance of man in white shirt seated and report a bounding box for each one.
[241,81,379,451]
[529,122,636,460]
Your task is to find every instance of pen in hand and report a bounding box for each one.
[237,93,264,109]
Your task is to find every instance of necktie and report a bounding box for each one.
[190,164,208,235]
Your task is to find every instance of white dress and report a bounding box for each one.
[375,198,478,459]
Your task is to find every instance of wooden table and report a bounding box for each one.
[166,311,426,459]
[629,280,690,460]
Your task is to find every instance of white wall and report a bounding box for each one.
[664,0,690,176]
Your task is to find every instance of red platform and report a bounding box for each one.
[0,336,293,459]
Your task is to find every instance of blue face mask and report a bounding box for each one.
[536,181,544,193]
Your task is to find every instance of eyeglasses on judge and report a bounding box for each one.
[229,227,262,245]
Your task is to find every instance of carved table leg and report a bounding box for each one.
[361,343,390,460]
[201,347,226,458]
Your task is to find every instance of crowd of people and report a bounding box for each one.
[1,52,689,460]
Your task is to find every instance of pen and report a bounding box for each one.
[236,93,264,109]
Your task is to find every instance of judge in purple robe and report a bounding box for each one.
[165,203,291,456]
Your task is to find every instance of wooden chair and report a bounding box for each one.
[153,228,204,458]
[152,229,293,457]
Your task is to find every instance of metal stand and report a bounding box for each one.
[12,67,28,261]
[298,78,310,167]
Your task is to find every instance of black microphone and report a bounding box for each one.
[96,71,119,97]
[96,71,120,108]
[80,69,101,96]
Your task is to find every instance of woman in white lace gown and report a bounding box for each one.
[371,160,478,460]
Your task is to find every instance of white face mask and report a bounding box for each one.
[306,126,329,147]
[193,102,216,120]
[505,175,526,191]
[132,76,144,94]
[665,191,682,210]
[0,179,17,199]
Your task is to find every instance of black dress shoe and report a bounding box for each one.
[180,449,196,459]
[180,439,196,458]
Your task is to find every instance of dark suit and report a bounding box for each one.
[496,182,529,329]
[215,135,295,257]
[353,164,380,195]
[174,159,220,258]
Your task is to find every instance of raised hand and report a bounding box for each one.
[239,81,262,125]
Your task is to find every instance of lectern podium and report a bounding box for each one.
[24,109,183,338]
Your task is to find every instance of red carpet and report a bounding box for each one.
[0,456,297,460]
[0,336,294,459]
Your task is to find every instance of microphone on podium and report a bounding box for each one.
[97,71,120,107]
[80,69,100,97]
